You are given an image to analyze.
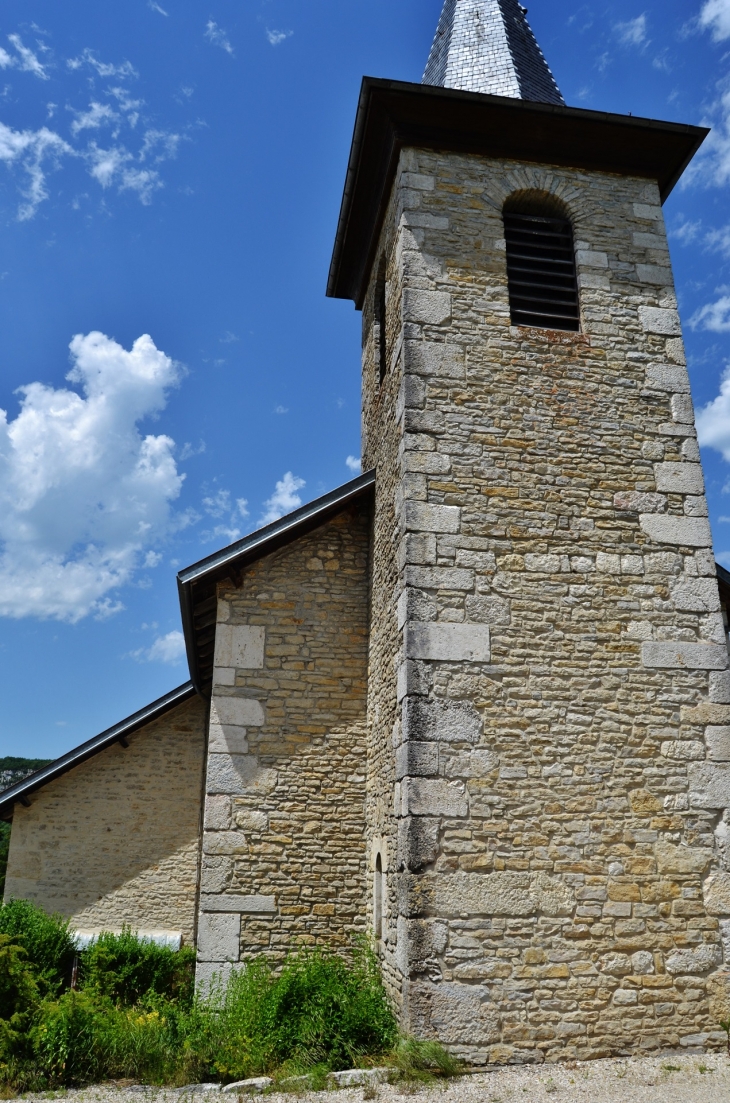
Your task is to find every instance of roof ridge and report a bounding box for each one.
[423,0,564,106]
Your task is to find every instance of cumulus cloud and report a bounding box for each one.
[205,21,234,55]
[260,472,305,525]
[0,331,186,621]
[697,364,730,460]
[700,0,730,40]
[615,14,648,46]
[683,82,730,187]
[70,101,119,137]
[132,630,186,664]
[690,294,730,331]
[1,34,49,79]
[266,29,293,46]
[201,490,248,543]
[346,455,362,474]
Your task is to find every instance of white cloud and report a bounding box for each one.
[266,29,293,46]
[259,472,305,525]
[205,21,234,55]
[670,218,702,244]
[683,82,730,187]
[67,49,137,80]
[615,14,648,46]
[0,35,50,79]
[690,294,730,331]
[274,404,288,414]
[132,630,186,664]
[149,0,169,13]
[201,490,248,543]
[0,331,185,621]
[700,0,730,40]
[697,363,730,459]
[346,455,362,474]
[705,224,730,254]
[0,120,73,220]
[70,101,119,136]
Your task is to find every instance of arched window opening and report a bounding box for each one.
[503,196,580,332]
[374,852,383,939]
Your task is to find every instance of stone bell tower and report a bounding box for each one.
[328,0,730,1065]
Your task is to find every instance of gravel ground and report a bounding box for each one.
[14,1055,730,1103]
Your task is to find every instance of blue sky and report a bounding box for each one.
[2,0,730,758]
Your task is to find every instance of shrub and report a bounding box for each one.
[204,943,398,1081]
[0,934,39,1062]
[0,900,75,996]
[80,929,196,1007]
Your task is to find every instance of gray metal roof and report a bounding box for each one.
[0,682,196,821]
[423,0,564,106]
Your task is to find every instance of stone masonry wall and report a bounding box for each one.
[196,506,371,990]
[4,695,207,945]
[361,146,730,1063]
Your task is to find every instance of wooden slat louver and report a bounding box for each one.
[503,212,580,331]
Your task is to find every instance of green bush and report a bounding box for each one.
[0,934,39,1063]
[80,929,195,1007]
[0,900,75,997]
[202,943,398,1081]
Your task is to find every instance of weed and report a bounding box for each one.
[391,1037,462,1083]
[697,1064,712,1074]
[662,1064,681,1072]
[362,1084,377,1100]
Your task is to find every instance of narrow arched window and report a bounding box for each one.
[503,198,580,332]
[374,853,383,939]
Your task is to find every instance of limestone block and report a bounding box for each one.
[206,754,260,796]
[196,960,234,996]
[397,660,430,701]
[665,945,722,975]
[200,894,276,914]
[197,912,240,962]
[639,306,681,335]
[671,578,721,612]
[645,365,691,393]
[660,741,705,760]
[208,728,248,755]
[707,973,730,1021]
[404,341,465,379]
[397,817,440,871]
[204,795,232,830]
[200,856,232,894]
[689,762,730,809]
[213,668,236,687]
[405,566,474,591]
[631,951,655,975]
[710,671,730,704]
[400,172,435,191]
[465,595,510,625]
[427,870,574,918]
[234,810,269,832]
[405,623,490,662]
[575,249,608,267]
[202,831,249,856]
[214,625,265,670]
[403,451,451,474]
[444,748,499,778]
[402,289,451,326]
[428,983,500,1045]
[596,552,621,574]
[402,778,468,817]
[654,462,704,495]
[614,491,666,512]
[655,840,713,875]
[621,555,643,575]
[524,553,561,572]
[707,727,730,762]
[403,697,482,743]
[641,641,727,670]
[601,953,632,975]
[637,263,673,285]
[396,916,448,975]
[703,872,730,916]
[396,741,439,779]
[210,695,264,731]
[634,203,662,220]
[639,514,712,547]
[672,394,695,424]
[404,502,460,533]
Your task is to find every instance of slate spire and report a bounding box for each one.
[423,0,564,106]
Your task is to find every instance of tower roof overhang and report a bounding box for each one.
[327,78,709,308]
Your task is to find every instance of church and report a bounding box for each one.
[4,0,730,1065]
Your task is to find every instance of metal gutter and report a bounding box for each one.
[0,682,196,820]
[177,470,376,695]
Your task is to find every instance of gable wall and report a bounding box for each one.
[196,505,371,988]
[3,695,208,944]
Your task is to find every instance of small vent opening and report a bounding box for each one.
[503,211,580,331]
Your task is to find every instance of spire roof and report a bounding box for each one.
[423,0,564,106]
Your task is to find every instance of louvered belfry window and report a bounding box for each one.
[503,209,580,331]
